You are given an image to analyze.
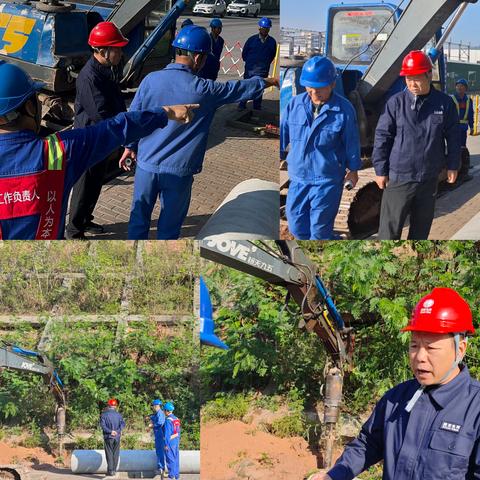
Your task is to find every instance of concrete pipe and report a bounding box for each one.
[196,179,279,240]
[71,450,200,474]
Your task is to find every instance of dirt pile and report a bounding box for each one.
[201,420,319,480]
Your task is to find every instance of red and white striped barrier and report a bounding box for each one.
[220,41,244,77]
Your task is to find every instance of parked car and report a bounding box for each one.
[193,0,227,16]
[226,0,261,17]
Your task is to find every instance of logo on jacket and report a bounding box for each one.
[441,422,461,433]
[421,299,434,314]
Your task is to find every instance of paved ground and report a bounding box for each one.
[427,134,480,239]
[81,15,280,240]
[25,467,199,480]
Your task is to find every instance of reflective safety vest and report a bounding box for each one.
[451,95,471,124]
[167,417,181,440]
[0,133,66,239]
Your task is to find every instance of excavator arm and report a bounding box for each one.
[200,239,353,369]
[199,240,353,467]
[0,343,66,436]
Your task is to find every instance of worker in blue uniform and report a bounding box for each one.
[66,22,129,239]
[280,56,361,239]
[238,17,277,111]
[198,18,225,81]
[373,50,461,240]
[100,398,126,478]
[163,402,181,480]
[147,399,166,476]
[120,25,279,239]
[451,78,474,147]
[313,288,479,480]
[181,18,193,28]
[0,62,198,240]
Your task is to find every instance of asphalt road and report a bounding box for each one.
[178,13,280,51]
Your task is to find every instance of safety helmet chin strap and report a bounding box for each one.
[405,333,467,413]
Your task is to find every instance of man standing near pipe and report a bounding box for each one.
[164,402,181,480]
[147,399,166,476]
[100,398,126,479]
[311,287,480,480]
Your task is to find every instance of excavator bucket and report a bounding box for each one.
[199,277,229,350]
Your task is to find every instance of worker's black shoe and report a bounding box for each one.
[84,221,104,234]
[65,231,87,240]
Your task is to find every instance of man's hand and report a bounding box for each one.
[162,104,200,124]
[344,170,359,189]
[375,175,389,190]
[264,77,280,89]
[111,430,117,437]
[307,472,332,480]
[119,148,136,171]
[447,170,458,184]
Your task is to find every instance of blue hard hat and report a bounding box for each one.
[0,61,44,117]
[456,78,468,88]
[258,17,272,28]
[300,56,337,88]
[181,18,194,28]
[151,399,163,406]
[172,25,212,54]
[210,18,222,28]
[164,402,175,412]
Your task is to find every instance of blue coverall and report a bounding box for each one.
[125,63,267,239]
[451,93,474,147]
[280,91,361,239]
[0,110,169,239]
[328,366,480,480]
[164,414,181,479]
[198,34,225,81]
[100,407,126,475]
[150,409,166,471]
[239,34,277,110]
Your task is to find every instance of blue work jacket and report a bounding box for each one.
[281,91,361,184]
[0,110,168,239]
[242,34,277,78]
[372,87,461,182]
[150,409,166,433]
[328,366,480,480]
[164,414,181,448]
[74,56,126,128]
[126,63,266,176]
[199,34,225,80]
[100,407,126,440]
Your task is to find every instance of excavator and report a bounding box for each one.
[199,239,354,468]
[0,342,66,480]
[280,0,479,238]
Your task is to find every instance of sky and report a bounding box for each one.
[280,0,480,45]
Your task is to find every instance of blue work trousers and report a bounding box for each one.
[128,167,193,239]
[165,441,180,479]
[286,180,343,240]
[154,429,165,471]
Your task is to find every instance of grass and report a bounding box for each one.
[202,393,251,423]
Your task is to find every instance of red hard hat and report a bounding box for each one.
[401,288,475,334]
[107,398,118,407]
[88,22,129,48]
[399,50,432,76]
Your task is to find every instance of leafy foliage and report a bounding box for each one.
[201,241,480,414]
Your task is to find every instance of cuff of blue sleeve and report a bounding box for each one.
[328,465,356,480]
[280,151,287,161]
